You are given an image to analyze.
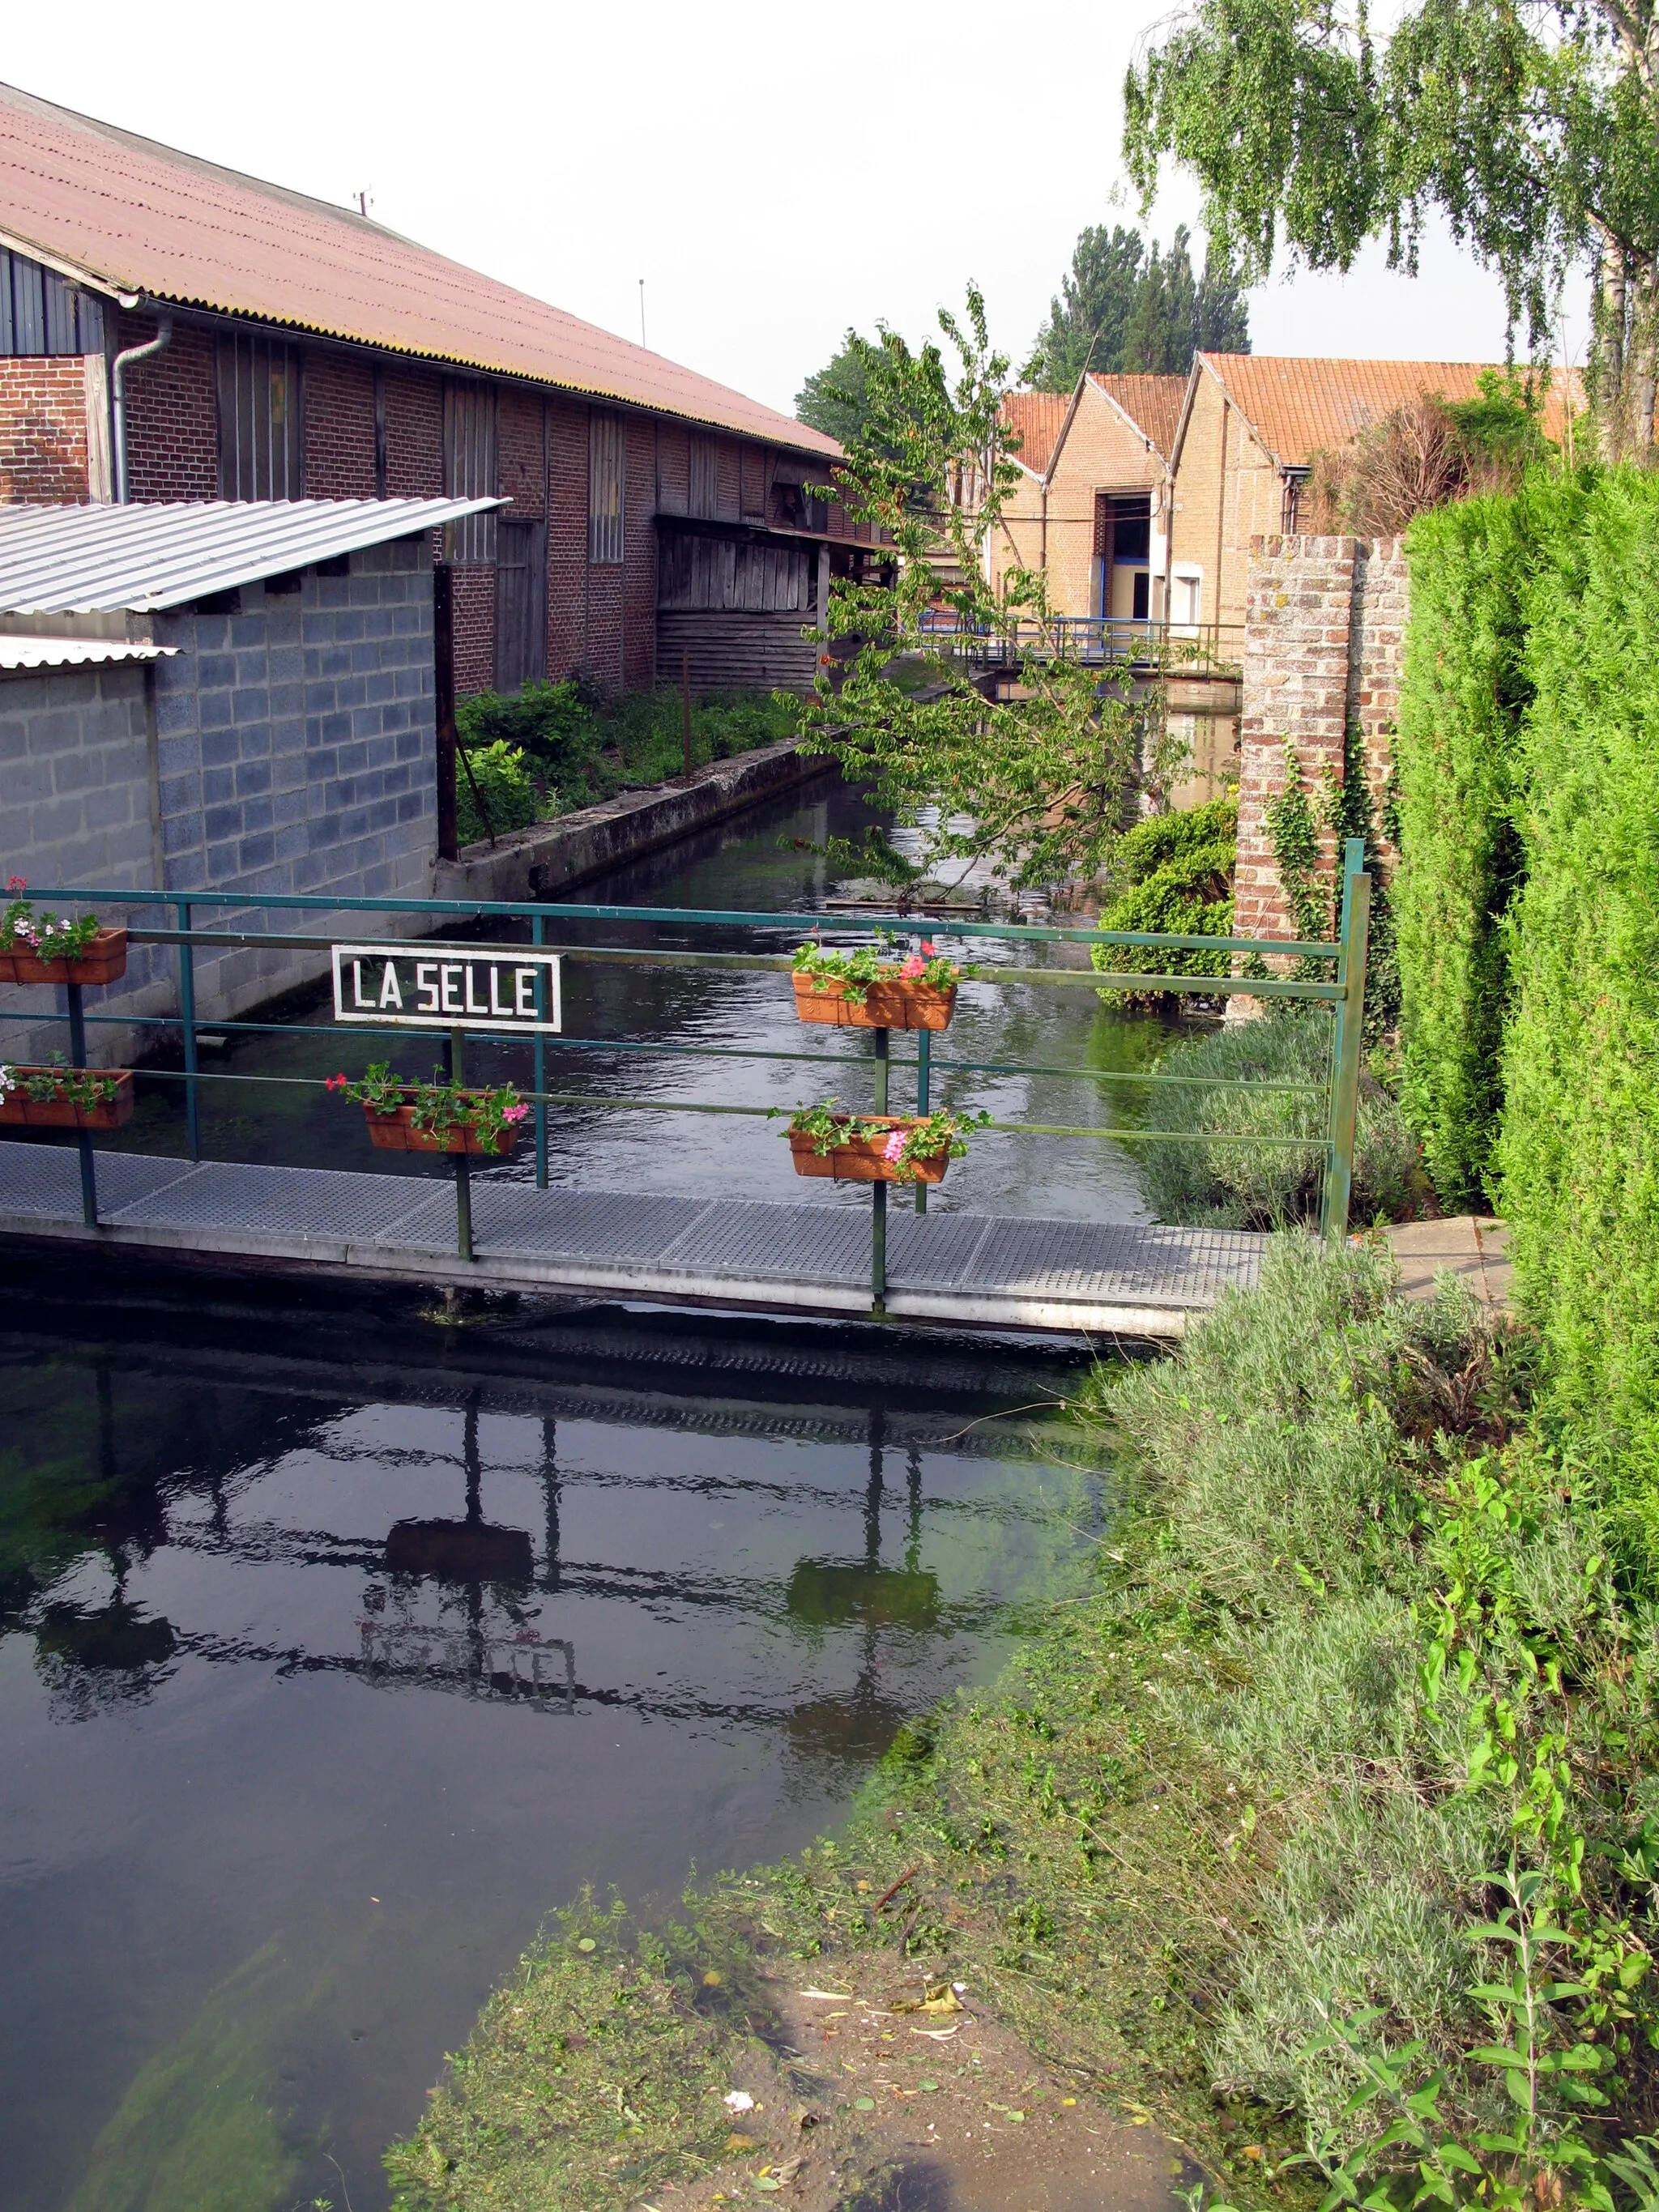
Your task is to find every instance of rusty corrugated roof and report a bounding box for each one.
[1000,390,1070,477]
[0,82,839,458]
[1088,373,1187,462]
[1197,353,1584,468]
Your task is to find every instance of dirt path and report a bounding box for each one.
[645,1963,1193,2212]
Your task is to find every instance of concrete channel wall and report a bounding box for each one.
[435,735,838,905]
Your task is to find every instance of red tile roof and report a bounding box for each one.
[0,83,838,457]
[1088,373,1187,462]
[1197,353,1583,467]
[1000,390,1070,476]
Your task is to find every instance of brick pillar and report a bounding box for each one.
[1235,535,1358,947]
[1346,535,1406,872]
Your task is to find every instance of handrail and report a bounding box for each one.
[0,868,1370,1296]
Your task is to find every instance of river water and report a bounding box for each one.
[0,773,1170,2212]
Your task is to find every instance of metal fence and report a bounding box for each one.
[917,612,1246,674]
[0,839,1371,1308]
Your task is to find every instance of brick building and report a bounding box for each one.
[1165,354,1581,638]
[992,374,1184,630]
[0,82,866,701]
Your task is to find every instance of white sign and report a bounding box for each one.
[331,942,562,1034]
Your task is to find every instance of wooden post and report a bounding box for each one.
[871,1025,889,1313]
[1321,837,1371,1242]
[434,565,458,863]
[66,982,98,1228]
[681,648,693,778]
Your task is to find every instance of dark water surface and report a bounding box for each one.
[1,775,1159,2209]
[0,1285,1102,2211]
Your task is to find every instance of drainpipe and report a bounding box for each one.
[113,317,173,503]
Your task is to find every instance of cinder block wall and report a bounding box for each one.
[0,535,438,1067]
[1235,534,1406,946]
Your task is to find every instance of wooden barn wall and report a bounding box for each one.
[658,533,812,612]
[655,610,819,694]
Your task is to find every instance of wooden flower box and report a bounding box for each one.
[791,973,956,1031]
[0,927,129,987]
[788,1115,951,1186]
[362,1102,522,1157]
[0,1068,134,1130]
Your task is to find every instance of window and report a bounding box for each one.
[590,411,625,564]
[0,249,104,357]
[217,335,305,499]
[1171,571,1203,627]
[443,381,498,564]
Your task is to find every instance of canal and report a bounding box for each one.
[0,774,1175,2210]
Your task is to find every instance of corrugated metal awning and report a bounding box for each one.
[0,632,178,668]
[0,497,501,614]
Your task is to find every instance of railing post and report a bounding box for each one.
[1321,837,1371,1243]
[914,1026,930,1217]
[176,900,200,1161]
[65,981,98,1228]
[872,1024,889,1313]
[450,1023,473,1262]
[531,911,548,1190]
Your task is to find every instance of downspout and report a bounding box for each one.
[113,317,173,503]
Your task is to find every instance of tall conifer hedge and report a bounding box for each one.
[1499,471,1659,1520]
[1394,498,1532,1205]
[1397,470,1659,1528]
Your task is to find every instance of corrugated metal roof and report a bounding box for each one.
[0,497,497,612]
[0,83,841,462]
[0,632,176,668]
[1198,353,1584,468]
[1090,373,1187,462]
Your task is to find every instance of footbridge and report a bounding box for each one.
[0,850,1373,1338]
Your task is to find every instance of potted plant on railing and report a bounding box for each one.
[0,880,128,986]
[0,1058,134,1130]
[326,1063,529,1157]
[791,939,965,1031]
[785,1100,987,1186]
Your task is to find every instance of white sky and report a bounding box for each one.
[5,0,1589,415]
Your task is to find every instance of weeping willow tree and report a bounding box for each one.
[1122,0,1659,458]
[793,288,1183,896]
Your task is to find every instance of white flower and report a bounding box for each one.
[723,2091,756,2112]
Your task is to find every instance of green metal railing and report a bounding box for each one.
[0,839,1371,1306]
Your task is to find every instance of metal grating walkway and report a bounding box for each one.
[0,1140,1266,1336]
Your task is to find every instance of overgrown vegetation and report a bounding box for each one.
[1090,797,1236,1010]
[452,680,795,846]
[1305,372,1562,535]
[386,1243,1659,2212]
[1130,1010,1419,1229]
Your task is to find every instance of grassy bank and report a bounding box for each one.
[454,682,798,845]
[386,1240,1659,2212]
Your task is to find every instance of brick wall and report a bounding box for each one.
[117,314,218,501]
[449,564,497,696]
[305,353,377,497]
[1235,534,1406,947]
[0,359,93,501]
[548,397,588,678]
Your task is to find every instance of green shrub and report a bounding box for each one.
[1395,495,1537,1204]
[1131,1009,1420,1229]
[455,738,538,846]
[1091,798,1235,1010]
[1499,468,1659,1536]
[455,680,796,820]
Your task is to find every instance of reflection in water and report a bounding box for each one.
[0,1306,1099,2212]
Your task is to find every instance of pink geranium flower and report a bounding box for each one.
[501,1103,529,1123]
[882,1129,906,1164]
[899,955,925,980]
